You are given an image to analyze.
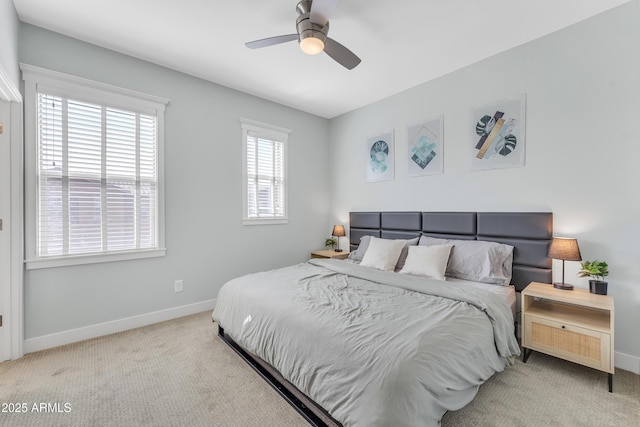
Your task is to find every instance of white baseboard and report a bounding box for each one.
[615,351,640,375]
[23,299,216,355]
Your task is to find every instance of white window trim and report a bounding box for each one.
[240,117,290,226]
[21,64,169,269]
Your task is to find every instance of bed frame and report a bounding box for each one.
[218,327,341,426]
[218,211,553,426]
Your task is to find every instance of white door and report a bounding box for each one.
[0,99,11,361]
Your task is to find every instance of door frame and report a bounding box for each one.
[0,64,24,361]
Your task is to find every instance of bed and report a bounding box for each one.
[213,211,552,426]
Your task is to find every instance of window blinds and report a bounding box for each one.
[246,133,285,219]
[37,93,158,257]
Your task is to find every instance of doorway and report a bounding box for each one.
[0,96,23,362]
[0,99,11,361]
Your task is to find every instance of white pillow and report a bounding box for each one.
[348,235,419,270]
[359,237,406,271]
[399,245,453,280]
[395,237,419,270]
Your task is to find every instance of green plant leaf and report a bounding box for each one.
[578,260,609,281]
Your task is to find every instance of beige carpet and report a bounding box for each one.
[0,312,638,427]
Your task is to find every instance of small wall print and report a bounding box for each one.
[407,116,444,177]
[366,130,394,182]
[471,94,526,171]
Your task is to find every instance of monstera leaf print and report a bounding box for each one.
[471,97,524,170]
[497,134,517,156]
[475,115,495,137]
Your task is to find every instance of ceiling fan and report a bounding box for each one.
[245,0,361,70]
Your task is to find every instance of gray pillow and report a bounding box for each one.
[418,236,448,247]
[419,236,514,285]
[348,235,372,262]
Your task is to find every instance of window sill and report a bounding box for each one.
[25,248,166,270]
[243,217,289,226]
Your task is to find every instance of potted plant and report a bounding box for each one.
[577,260,609,295]
[325,237,337,251]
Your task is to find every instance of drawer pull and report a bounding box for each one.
[561,325,566,329]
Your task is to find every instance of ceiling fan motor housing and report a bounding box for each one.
[296,0,329,46]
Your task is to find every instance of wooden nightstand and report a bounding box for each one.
[521,281,615,392]
[310,249,350,260]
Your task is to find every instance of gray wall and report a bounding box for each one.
[0,0,20,89]
[19,24,331,338]
[329,2,640,367]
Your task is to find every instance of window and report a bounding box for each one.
[22,64,168,269]
[241,118,290,225]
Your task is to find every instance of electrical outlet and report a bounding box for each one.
[174,280,184,293]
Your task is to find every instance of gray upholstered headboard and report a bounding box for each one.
[349,211,552,292]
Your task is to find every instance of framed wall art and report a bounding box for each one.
[407,116,444,177]
[366,130,394,182]
[471,94,526,171]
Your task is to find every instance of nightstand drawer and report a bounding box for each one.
[524,314,612,372]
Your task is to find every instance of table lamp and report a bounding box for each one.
[332,225,346,252]
[548,237,581,290]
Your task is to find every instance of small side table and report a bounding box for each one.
[521,281,614,392]
[310,249,350,260]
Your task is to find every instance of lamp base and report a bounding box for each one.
[553,282,574,290]
[334,249,343,252]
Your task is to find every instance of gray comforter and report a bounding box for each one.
[213,258,520,426]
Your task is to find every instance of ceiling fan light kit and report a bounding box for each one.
[299,37,325,55]
[245,0,361,70]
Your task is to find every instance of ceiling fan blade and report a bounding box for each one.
[324,37,361,70]
[245,34,298,49]
[310,0,339,26]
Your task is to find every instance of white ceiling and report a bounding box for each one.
[13,0,629,118]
